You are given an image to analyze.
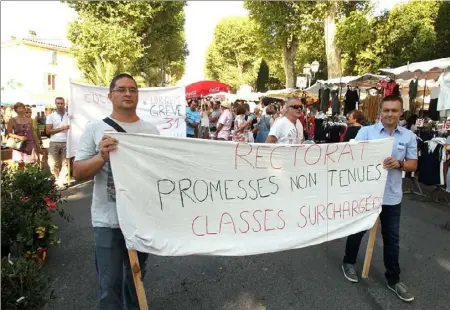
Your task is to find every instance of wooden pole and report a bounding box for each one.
[361,217,380,279]
[66,158,71,186]
[128,250,149,310]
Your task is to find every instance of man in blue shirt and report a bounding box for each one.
[186,100,201,138]
[341,95,418,303]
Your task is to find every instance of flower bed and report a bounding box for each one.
[1,162,72,308]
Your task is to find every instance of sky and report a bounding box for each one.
[1,0,404,85]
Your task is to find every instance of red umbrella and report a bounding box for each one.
[185,80,231,99]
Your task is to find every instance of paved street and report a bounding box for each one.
[44,181,450,310]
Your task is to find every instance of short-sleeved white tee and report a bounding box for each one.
[46,111,69,142]
[75,118,159,228]
[268,116,304,144]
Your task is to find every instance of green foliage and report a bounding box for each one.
[1,257,53,309]
[82,56,120,87]
[256,59,269,92]
[65,1,188,86]
[205,16,260,90]
[1,164,71,255]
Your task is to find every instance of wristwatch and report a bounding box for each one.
[398,160,404,170]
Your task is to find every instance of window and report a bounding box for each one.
[47,74,56,91]
[51,51,57,65]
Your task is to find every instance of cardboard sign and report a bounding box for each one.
[415,119,424,127]
[109,135,393,256]
[67,81,186,158]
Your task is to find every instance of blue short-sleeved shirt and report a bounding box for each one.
[355,122,417,205]
[186,108,200,136]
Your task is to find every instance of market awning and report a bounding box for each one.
[379,58,450,80]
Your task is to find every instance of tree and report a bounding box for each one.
[255,59,269,92]
[83,56,119,87]
[65,1,188,86]
[245,1,317,88]
[204,16,260,90]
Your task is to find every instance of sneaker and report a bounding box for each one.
[341,263,359,283]
[387,282,415,302]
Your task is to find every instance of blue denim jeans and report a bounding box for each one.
[93,227,148,310]
[343,204,401,285]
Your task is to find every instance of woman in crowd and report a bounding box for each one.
[199,103,210,139]
[341,109,364,142]
[209,101,221,137]
[232,104,249,142]
[6,102,41,164]
[242,103,257,142]
[255,104,276,143]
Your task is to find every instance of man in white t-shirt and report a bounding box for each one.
[266,98,304,144]
[73,73,159,309]
[45,97,69,189]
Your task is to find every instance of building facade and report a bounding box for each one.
[1,33,83,105]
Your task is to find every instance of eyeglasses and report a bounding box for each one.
[112,87,138,94]
[289,105,302,110]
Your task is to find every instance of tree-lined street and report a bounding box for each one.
[45,181,450,310]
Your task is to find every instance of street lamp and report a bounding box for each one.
[303,64,311,87]
[311,60,320,79]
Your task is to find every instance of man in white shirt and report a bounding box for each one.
[266,98,304,144]
[45,97,69,189]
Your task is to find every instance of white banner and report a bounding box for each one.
[67,81,186,158]
[109,135,394,256]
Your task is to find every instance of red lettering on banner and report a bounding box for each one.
[264,209,275,231]
[277,210,286,230]
[297,206,308,228]
[338,143,354,162]
[191,216,205,236]
[255,146,270,169]
[270,146,285,170]
[358,141,368,160]
[304,144,321,165]
[324,144,339,164]
[293,145,305,167]
[219,212,237,233]
[235,143,255,169]
[239,211,251,233]
[206,216,218,235]
[252,210,263,232]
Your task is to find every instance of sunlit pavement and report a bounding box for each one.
[43,180,450,310]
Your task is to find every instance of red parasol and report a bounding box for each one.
[185,80,231,99]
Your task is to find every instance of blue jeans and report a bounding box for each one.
[94,227,148,310]
[343,204,401,285]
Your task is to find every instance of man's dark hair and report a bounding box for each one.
[55,96,64,103]
[382,94,403,108]
[109,73,137,92]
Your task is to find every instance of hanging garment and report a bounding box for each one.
[320,88,330,112]
[331,90,340,115]
[409,79,418,99]
[418,138,446,186]
[362,95,379,123]
[344,89,358,115]
[437,72,450,112]
[380,80,398,97]
[429,99,439,121]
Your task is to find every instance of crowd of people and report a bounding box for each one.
[1,73,419,308]
[2,99,70,190]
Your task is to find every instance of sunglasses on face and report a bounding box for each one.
[289,105,302,110]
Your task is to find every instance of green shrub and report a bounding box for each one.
[1,256,54,309]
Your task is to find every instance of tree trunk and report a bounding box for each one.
[161,61,166,86]
[282,35,299,88]
[325,1,342,79]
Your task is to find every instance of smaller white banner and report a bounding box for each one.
[67,81,186,158]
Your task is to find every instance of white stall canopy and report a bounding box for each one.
[380,58,450,80]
